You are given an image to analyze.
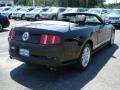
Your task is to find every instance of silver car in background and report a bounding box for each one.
[11,7,34,20]
[106,9,120,26]
[59,7,88,15]
[40,7,66,20]
[87,8,110,19]
[0,6,11,14]
[1,7,21,19]
[25,7,48,20]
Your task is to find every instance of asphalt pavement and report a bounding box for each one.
[0,20,120,90]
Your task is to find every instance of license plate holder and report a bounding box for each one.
[19,49,30,57]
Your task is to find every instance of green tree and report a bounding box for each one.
[14,0,105,8]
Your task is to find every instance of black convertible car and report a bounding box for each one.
[8,13,115,70]
[0,14,10,31]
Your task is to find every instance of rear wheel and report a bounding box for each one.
[77,44,91,71]
[21,14,25,20]
[9,14,12,19]
[35,15,40,21]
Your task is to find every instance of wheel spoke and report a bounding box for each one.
[81,46,91,67]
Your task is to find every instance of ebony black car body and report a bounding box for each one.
[0,14,10,31]
[8,13,115,70]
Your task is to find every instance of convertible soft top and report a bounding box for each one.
[62,12,104,23]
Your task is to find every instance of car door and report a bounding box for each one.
[86,15,108,49]
[97,24,107,44]
[96,23,112,48]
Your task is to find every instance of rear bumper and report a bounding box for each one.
[10,52,62,66]
[9,40,81,66]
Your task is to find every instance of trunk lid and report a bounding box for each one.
[13,21,74,44]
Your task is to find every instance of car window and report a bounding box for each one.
[86,16,101,24]
[4,8,10,11]
[20,8,27,11]
[78,9,84,12]
[46,7,58,12]
[88,9,101,14]
[110,10,120,15]
[69,8,78,13]
[28,8,34,11]
[16,8,21,11]
[60,14,102,24]
[102,10,108,14]
[59,8,65,13]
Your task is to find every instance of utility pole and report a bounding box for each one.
[86,0,88,8]
[67,0,68,7]
[33,0,35,6]
[44,0,46,6]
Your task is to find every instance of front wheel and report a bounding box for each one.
[77,44,91,71]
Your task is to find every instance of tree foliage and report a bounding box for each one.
[14,0,105,8]
[104,3,120,9]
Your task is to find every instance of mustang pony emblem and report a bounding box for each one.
[22,32,29,41]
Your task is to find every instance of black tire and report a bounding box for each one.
[109,30,115,46]
[21,14,25,20]
[35,15,40,21]
[52,16,57,20]
[8,14,12,19]
[76,43,91,71]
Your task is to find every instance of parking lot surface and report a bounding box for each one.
[0,20,120,90]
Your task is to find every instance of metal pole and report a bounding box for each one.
[86,0,88,8]
[44,0,46,6]
[67,0,68,7]
[33,0,35,6]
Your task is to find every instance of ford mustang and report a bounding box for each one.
[8,13,115,70]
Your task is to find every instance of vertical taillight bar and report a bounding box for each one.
[40,34,61,45]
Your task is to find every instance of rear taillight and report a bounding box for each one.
[40,34,61,45]
[9,31,16,39]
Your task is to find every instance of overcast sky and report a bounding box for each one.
[106,0,120,4]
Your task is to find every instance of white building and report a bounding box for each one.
[0,0,14,6]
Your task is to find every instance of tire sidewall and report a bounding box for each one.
[9,14,12,19]
[35,15,40,21]
[21,14,25,20]
[77,43,91,70]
